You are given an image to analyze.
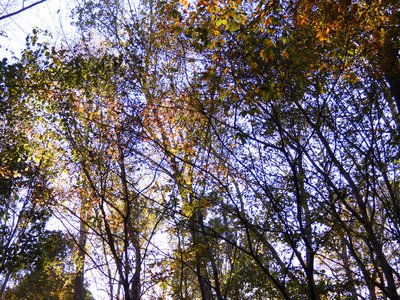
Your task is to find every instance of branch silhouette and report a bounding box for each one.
[0,0,47,21]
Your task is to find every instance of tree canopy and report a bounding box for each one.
[0,0,399,299]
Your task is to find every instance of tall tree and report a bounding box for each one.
[0,56,56,297]
[4,231,94,300]
[6,0,399,298]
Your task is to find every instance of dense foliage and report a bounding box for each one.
[0,0,399,299]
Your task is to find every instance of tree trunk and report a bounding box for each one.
[340,236,358,299]
[74,198,88,300]
[190,211,213,300]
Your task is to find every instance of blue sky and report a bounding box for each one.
[0,1,109,298]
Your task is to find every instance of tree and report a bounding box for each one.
[4,231,94,300]
[151,0,400,298]
[4,0,399,298]
[0,56,55,297]
[25,36,166,298]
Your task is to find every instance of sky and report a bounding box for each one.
[0,1,109,298]
[0,0,76,58]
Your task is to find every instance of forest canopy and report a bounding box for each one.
[0,0,400,299]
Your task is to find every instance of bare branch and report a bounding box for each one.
[0,0,47,21]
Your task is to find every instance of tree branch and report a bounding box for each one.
[0,0,47,21]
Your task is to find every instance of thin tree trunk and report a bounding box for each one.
[340,236,358,299]
[296,153,320,300]
[0,272,11,298]
[199,214,223,300]
[190,211,213,300]
[74,198,88,300]
[117,135,141,300]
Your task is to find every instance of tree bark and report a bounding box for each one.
[74,198,88,300]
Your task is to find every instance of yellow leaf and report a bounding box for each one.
[179,0,189,9]
[282,50,289,59]
[13,171,22,178]
[297,14,308,26]
[316,31,326,42]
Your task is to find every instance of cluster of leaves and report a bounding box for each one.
[1,0,400,299]
[4,231,93,300]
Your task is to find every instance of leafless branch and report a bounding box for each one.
[0,0,47,21]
